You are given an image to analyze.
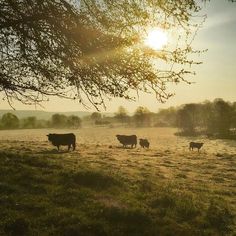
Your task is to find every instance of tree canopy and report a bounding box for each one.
[0,0,232,109]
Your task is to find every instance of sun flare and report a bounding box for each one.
[144,28,168,50]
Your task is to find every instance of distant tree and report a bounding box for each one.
[198,101,215,134]
[1,113,19,129]
[232,102,236,129]
[211,99,233,136]
[51,114,67,128]
[90,112,102,123]
[133,106,152,127]
[155,107,177,127]
[176,103,200,135]
[114,106,129,124]
[67,115,82,128]
[21,116,37,129]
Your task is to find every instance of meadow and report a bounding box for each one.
[0,127,235,235]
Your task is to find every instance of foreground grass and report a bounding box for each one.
[0,149,235,236]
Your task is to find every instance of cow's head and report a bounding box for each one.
[47,133,53,141]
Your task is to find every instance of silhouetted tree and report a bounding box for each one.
[231,102,236,129]
[1,0,209,109]
[1,113,19,129]
[51,114,67,128]
[155,107,177,127]
[133,106,152,127]
[114,106,129,124]
[90,112,102,123]
[177,103,200,135]
[211,99,233,136]
[21,116,37,129]
[67,115,81,128]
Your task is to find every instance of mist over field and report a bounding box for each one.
[0,127,235,235]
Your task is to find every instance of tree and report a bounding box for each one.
[176,103,200,135]
[1,113,19,129]
[21,116,37,129]
[155,107,177,127]
[133,106,152,127]
[1,0,211,109]
[51,114,68,128]
[211,99,233,136]
[67,115,82,128]
[232,102,236,129]
[114,106,129,124]
[90,112,102,122]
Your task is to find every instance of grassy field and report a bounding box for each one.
[0,127,235,235]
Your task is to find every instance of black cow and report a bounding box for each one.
[116,135,137,148]
[189,142,204,152]
[139,139,150,148]
[47,133,76,151]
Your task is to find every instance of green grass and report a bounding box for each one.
[0,150,235,236]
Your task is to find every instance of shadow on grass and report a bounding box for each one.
[36,149,70,155]
[115,146,136,149]
[59,170,121,190]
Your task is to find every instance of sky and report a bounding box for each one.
[1,0,236,113]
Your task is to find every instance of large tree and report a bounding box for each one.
[1,112,19,129]
[0,0,232,109]
[176,103,200,135]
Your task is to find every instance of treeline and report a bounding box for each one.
[84,106,157,127]
[87,99,236,139]
[175,99,236,138]
[0,106,166,129]
[0,113,82,129]
[1,99,235,139]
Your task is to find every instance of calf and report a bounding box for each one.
[189,142,203,152]
[116,135,137,148]
[47,133,76,151]
[139,139,150,148]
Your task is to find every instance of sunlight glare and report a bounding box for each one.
[144,28,168,50]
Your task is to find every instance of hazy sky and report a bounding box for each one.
[1,0,236,113]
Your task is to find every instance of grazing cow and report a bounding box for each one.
[116,135,137,148]
[189,142,204,152]
[139,139,150,148]
[47,133,76,151]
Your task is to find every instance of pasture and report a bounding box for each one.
[0,127,235,235]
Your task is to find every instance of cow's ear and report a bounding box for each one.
[46,134,49,137]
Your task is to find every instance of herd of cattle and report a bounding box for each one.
[47,133,204,152]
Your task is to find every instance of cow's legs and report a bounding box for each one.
[57,145,60,151]
[68,144,71,151]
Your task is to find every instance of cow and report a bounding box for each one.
[139,139,150,148]
[116,135,137,148]
[47,133,76,151]
[189,142,204,152]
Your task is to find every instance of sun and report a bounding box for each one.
[144,28,168,50]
